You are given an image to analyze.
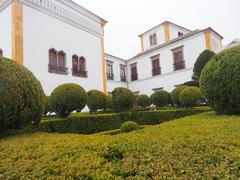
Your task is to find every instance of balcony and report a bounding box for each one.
[131,73,138,81]
[72,69,88,78]
[152,67,161,76]
[48,64,68,75]
[173,61,186,71]
[120,75,127,82]
[107,73,114,80]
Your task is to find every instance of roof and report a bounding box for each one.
[105,53,126,62]
[138,21,191,37]
[130,27,223,60]
[58,0,107,24]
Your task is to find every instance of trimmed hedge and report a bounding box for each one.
[136,94,151,107]
[0,58,45,129]
[200,46,240,114]
[150,90,170,107]
[38,108,209,134]
[87,90,107,113]
[120,121,140,133]
[170,86,186,106]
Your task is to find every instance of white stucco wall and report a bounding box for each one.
[23,4,104,95]
[211,32,222,52]
[0,3,12,59]
[127,33,207,94]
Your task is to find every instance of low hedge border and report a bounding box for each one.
[38,108,210,134]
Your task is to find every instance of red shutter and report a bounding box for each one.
[49,49,57,67]
[58,51,65,68]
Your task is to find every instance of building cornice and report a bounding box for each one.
[0,0,11,11]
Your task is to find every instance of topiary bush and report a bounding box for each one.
[136,94,151,107]
[150,90,170,107]
[192,50,216,81]
[87,90,107,113]
[0,58,45,129]
[170,86,186,106]
[200,46,240,114]
[120,121,140,133]
[112,87,135,112]
[179,87,203,108]
[50,83,87,118]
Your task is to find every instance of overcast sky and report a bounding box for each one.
[74,0,240,59]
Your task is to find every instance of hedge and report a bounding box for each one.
[38,108,210,134]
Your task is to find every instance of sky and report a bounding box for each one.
[74,0,240,59]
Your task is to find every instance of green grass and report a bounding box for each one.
[0,112,239,179]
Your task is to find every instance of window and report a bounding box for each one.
[120,64,126,82]
[0,49,2,57]
[130,63,138,81]
[106,60,114,80]
[151,55,161,76]
[172,46,185,71]
[48,48,68,74]
[149,33,157,46]
[178,32,184,37]
[72,55,87,77]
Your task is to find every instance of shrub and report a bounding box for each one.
[112,87,135,112]
[44,96,52,116]
[200,46,240,114]
[179,87,203,108]
[38,108,209,134]
[192,50,216,81]
[150,90,170,107]
[0,58,45,129]
[87,90,107,113]
[120,121,140,133]
[170,86,186,106]
[50,83,87,118]
[136,94,151,107]
[105,95,113,109]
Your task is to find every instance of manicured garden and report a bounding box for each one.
[0,112,239,179]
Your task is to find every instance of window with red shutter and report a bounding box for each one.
[172,46,185,71]
[130,63,138,81]
[106,60,114,80]
[120,64,126,82]
[151,55,161,76]
[48,49,68,74]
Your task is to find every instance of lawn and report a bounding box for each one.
[0,112,239,179]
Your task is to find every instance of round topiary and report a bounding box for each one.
[105,95,113,109]
[87,90,107,113]
[112,87,135,112]
[136,94,151,107]
[150,90,170,107]
[192,50,216,81]
[170,86,186,106]
[200,46,240,114]
[179,87,203,108]
[50,83,87,117]
[120,121,140,133]
[0,58,45,129]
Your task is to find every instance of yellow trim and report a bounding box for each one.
[140,35,144,52]
[163,22,170,42]
[204,29,212,50]
[12,0,23,65]
[100,21,107,94]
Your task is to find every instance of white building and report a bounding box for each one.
[0,0,107,95]
[106,21,223,95]
[0,0,224,96]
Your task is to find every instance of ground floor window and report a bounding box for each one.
[72,55,87,77]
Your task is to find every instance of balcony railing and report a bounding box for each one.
[131,73,138,81]
[72,68,88,78]
[152,67,161,76]
[107,73,114,80]
[48,64,68,75]
[120,75,126,82]
[173,61,186,71]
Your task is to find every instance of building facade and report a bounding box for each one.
[106,21,223,95]
[1,0,224,96]
[0,0,107,95]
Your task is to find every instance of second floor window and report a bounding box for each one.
[151,55,161,76]
[72,55,87,77]
[48,48,68,74]
[149,33,157,46]
[0,49,3,57]
[130,63,138,81]
[172,46,185,71]
[106,61,114,80]
[120,64,126,82]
